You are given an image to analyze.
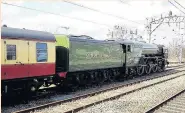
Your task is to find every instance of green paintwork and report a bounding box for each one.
[68,39,124,72]
[118,40,143,67]
[55,34,69,48]
[126,44,143,67]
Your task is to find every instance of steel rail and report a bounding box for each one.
[169,62,185,64]
[6,64,183,105]
[167,64,185,68]
[13,68,185,113]
[145,89,185,113]
[38,64,184,92]
[62,72,185,113]
[19,65,184,101]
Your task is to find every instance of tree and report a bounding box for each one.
[107,25,128,40]
[107,24,143,41]
[168,38,185,63]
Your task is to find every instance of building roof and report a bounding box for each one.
[1,27,55,42]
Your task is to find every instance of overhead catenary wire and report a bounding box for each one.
[168,0,185,15]
[173,0,185,10]
[62,0,143,25]
[119,0,132,6]
[1,2,112,28]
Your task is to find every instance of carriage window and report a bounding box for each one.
[7,45,16,60]
[36,43,48,62]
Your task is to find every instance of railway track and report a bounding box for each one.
[32,63,185,93]
[2,64,184,108]
[166,64,185,70]
[168,63,185,68]
[12,67,185,113]
[35,64,184,94]
[16,65,183,100]
[146,89,185,113]
[168,62,185,64]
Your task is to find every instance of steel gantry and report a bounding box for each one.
[146,12,185,63]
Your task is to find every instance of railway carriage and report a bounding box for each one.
[1,27,58,95]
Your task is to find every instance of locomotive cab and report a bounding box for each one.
[117,40,143,76]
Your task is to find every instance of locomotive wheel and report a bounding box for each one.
[70,75,79,91]
[108,69,115,82]
[85,72,92,87]
[145,64,151,74]
[98,70,105,85]
[94,71,100,84]
[28,79,42,94]
[89,72,96,84]
[137,66,144,76]
[76,74,80,84]
[129,68,135,78]
[158,65,165,72]
[125,68,134,79]
[152,64,158,73]
[55,79,71,92]
[78,74,88,86]
[157,66,162,72]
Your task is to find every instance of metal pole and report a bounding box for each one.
[179,22,182,63]
[181,21,185,63]
[149,23,152,43]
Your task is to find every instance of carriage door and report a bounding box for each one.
[4,40,29,79]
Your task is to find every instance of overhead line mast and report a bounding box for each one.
[146,11,185,63]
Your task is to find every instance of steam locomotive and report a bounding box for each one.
[1,27,168,96]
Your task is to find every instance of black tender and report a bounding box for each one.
[1,27,55,42]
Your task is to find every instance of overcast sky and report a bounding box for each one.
[1,0,185,45]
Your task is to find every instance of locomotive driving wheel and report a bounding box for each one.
[78,73,89,86]
[145,62,152,74]
[137,65,144,76]
[152,64,158,72]
[137,57,145,76]
[108,69,115,82]
[151,60,158,73]
[96,70,105,85]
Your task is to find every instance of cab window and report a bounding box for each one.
[6,45,16,60]
[36,43,48,62]
[127,45,131,52]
